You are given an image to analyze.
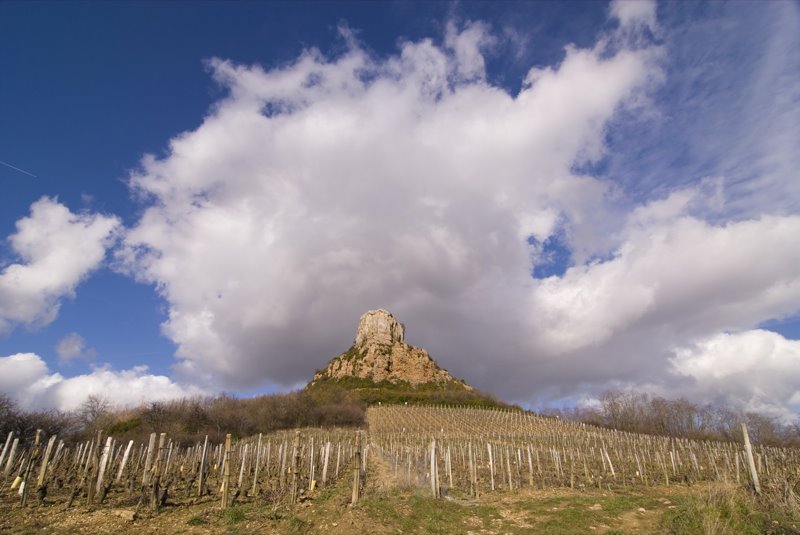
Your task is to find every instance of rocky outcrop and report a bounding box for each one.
[355,309,405,346]
[310,309,472,389]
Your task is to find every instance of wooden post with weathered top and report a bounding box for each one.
[251,433,262,497]
[150,433,166,512]
[86,430,102,506]
[197,435,208,496]
[352,431,361,504]
[142,433,156,487]
[741,423,761,495]
[221,434,232,508]
[430,438,439,498]
[0,432,13,469]
[36,434,57,504]
[20,429,42,506]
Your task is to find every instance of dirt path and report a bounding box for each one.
[365,443,407,493]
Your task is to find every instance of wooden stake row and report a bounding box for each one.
[1,427,362,512]
[367,405,800,497]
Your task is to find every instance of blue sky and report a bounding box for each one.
[1,1,799,418]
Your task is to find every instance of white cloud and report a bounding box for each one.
[722,1,800,217]
[444,20,494,81]
[529,210,800,354]
[671,330,800,422]
[119,19,660,391]
[0,197,120,333]
[0,352,203,411]
[603,2,799,219]
[610,0,658,33]
[110,6,800,421]
[55,332,96,363]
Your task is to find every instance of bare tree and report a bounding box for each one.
[79,394,111,433]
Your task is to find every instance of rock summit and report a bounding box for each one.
[310,309,472,389]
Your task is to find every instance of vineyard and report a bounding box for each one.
[1,404,800,533]
[0,427,360,516]
[367,405,800,499]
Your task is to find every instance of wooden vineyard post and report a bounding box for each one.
[279,440,288,489]
[251,433,262,497]
[197,435,208,496]
[265,440,272,479]
[430,438,440,498]
[569,452,574,489]
[0,432,12,469]
[447,445,453,490]
[604,448,615,482]
[221,434,232,508]
[151,433,166,512]
[36,434,57,504]
[352,431,361,505]
[238,444,248,490]
[504,447,513,491]
[115,440,134,484]
[321,441,330,486]
[290,430,301,505]
[20,429,42,506]
[3,437,19,479]
[362,440,368,484]
[741,423,761,495]
[334,442,340,479]
[487,443,495,491]
[142,433,156,487]
[86,430,102,506]
[527,446,535,488]
[430,439,436,497]
[468,443,475,497]
[308,437,315,492]
[96,436,113,503]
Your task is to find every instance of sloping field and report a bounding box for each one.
[367,405,799,496]
[1,405,799,534]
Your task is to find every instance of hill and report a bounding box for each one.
[306,309,507,408]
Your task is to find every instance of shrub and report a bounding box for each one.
[224,507,246,524]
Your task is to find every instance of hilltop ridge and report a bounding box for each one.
[309,309,471,388]
[307,309,506,407]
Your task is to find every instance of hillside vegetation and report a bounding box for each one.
[548,390,800,448]
[305,373,510,409]
[0,389,365,447]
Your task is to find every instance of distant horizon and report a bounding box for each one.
[1,0,799,421]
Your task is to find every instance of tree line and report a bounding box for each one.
[3,387,798,448]
[0,386,365,447]
[543,390,800,447]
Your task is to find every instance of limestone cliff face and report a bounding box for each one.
[354,309,405,346]
[311,309,472,389]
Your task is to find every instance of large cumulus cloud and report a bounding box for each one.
[109,1,800,418]
[117,14,660,390]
